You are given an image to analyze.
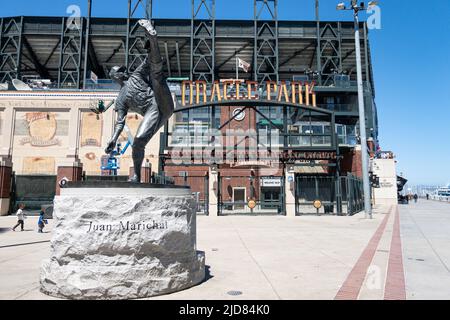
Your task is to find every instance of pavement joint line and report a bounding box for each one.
[334,206,393,300]
[13,285,42,300]
[403,207,450,274]
[285,230,354,268]
[230,220,282,300]
[384,207,406,300]
[0,240,51,249]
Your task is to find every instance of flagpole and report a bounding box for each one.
[236,56,239,80]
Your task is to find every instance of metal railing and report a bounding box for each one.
[151,173,175,185]
[341,174,365,215]
[317,103,358,113]
[219,200,284,216]
[430,195,450,203]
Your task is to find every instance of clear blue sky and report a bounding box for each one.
[2,0,450,186]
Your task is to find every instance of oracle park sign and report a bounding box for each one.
[179,80,317,107]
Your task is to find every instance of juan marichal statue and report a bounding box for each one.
[106,19,174,183]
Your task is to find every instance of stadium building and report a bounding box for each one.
[0,0,381,216]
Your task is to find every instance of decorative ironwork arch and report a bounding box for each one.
[174,99,333,115]
[160,100,338,165]
[171,100,336,145]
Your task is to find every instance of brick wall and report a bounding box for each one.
[340,149,362,178]
[165,166,209,200]
[56,165,83,195]
[0,165,12,198]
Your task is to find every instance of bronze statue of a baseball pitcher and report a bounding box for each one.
[105,19,174,183]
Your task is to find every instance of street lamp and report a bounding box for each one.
[337,0,377,219]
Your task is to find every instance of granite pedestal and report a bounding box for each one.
[40,182,205,300]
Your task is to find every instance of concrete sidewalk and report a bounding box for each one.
[0,207,391,300]
[400,200,450,299]
[2,201,449,300]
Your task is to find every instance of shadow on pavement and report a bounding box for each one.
[0,240,51,249]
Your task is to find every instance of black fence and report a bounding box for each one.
[295,174,365,216]
[218,175,285,216]
[341,174,365,215]
[82,173,175,185]
[10,174,56,213]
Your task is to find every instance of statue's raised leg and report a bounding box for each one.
[139,19,174,120]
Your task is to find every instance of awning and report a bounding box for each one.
[294,166,327,174]
[258,119,283,127]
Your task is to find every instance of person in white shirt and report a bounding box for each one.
[12,204,26,232]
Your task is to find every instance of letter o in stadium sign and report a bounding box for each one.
[232,108,246,121]
[313,200,322,209]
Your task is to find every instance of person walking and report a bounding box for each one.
[426,193,429,200]
[414,194,418,203]
[37,207,46,233]
[12,204,26,232]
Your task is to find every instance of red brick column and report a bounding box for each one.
[340,149,363,178]
[56,163,83,195]
[0,158,13,216]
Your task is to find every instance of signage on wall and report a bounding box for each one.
[165,150,337,164]
[282,151,337,161]
[261,177,282,187]
[180,80,316,107]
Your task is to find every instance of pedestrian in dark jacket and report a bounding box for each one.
[37,207,46,233]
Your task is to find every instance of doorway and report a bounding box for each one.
[233,187,246,211]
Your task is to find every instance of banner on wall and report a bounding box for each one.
[20,112,60,147]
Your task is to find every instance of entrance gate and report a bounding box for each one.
[340,174,364,215]
[218,174,285,215]
[161,90,342,216]
[294,174,364,215]
[295,175,337,215]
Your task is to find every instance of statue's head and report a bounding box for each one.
[109,66,128,83]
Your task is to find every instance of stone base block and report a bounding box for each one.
[41,252,205,300]
[40,182,205,300]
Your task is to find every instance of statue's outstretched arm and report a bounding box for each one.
[105,102,128,154]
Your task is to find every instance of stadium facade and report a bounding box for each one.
[0,0,380,216]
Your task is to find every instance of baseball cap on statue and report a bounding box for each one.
[109,66,127,80]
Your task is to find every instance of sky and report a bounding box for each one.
[1,0,450,186]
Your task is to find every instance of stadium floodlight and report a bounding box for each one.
[336,2,346,10]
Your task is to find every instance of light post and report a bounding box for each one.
[337,1,378,219]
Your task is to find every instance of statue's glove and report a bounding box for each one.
[105,140,117,154]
